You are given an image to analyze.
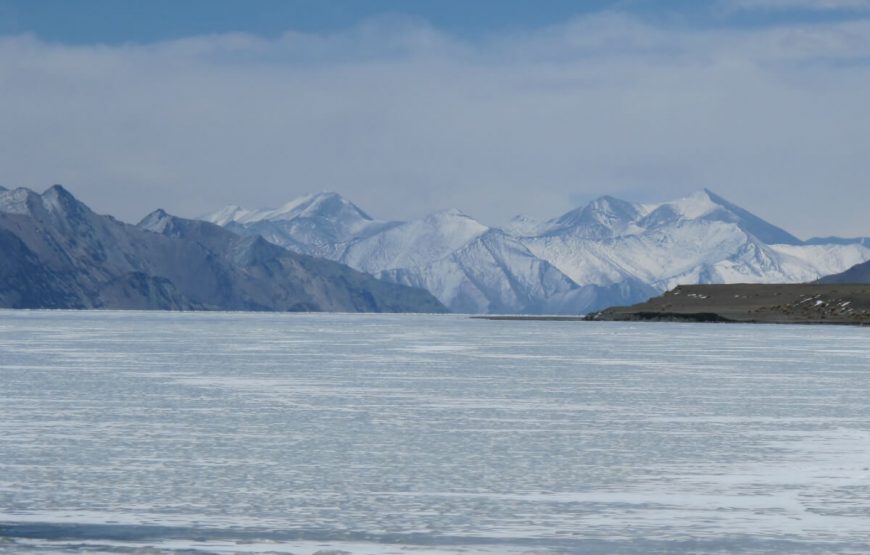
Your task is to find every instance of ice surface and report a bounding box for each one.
[2,311,870,554]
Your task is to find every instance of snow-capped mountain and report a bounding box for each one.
[340,209,489,275]
[207,192,397,260]
[205,190,870,314]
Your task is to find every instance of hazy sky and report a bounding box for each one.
[1,0,869,237]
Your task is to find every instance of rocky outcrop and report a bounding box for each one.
[588,283,870,325]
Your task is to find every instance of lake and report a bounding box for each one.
[1,311,869,554]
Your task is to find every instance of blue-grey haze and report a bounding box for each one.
[1,2,870,237]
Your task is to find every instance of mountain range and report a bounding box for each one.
[204,189,870,314]
[0,185,445,312]
[2,183,866,314]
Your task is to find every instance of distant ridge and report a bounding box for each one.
[702,189,802,245]
[0,185,446,312]
[806,236,870,247]
[817,259,870,284]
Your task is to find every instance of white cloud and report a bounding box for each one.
[1,15,869,238]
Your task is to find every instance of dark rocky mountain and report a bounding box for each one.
[0,185,446,312]
[817,259,870,284]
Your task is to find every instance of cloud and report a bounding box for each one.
[1,14,870,238]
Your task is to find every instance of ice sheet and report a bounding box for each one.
[2,311,870,554]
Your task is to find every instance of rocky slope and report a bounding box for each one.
[0,186,446,312]
[817,259,870,284]
[588,283,870,325]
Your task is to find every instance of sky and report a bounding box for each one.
[1,0,869,237]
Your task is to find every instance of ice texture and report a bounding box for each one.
[2,311,870,554]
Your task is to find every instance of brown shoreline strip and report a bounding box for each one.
[473,284,870,326]
[591,283,870,326]
[471,315,588,321]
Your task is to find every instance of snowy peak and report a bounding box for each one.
[541,189,802,246]
[206,205,253,226]
[0,184,93,225]
[702,189,802,245]
[0,187,42,216]
[550,195,648,237]
[638,189,725,229]
[667,189,721,219]
[204,192,381,251]
[559,195,645,226]
[137,208,173,233]
[638,189,801,245]
[41,184,81,213]
[263,192,373,224]
[138,208,232,245]
[206,192,372,227]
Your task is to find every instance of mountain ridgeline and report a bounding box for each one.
[0,186,446,312]
[817,259,870,284]
[204,189,870,314]
[3,184,868,314]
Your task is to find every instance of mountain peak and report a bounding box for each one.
[44,183,72,196]
[0,187,42,216]
[694,189,802,245]
[205,205,252,226]
[265,191,368,221]
[207,191,375,226]
[41,184,83,212]
[588,194,627,206]
[666,189,721,219]
[634,189,802,245]
[0,184,94,223]
[137,208,174,233]
[138,209,234,246]
[549,194,645,238]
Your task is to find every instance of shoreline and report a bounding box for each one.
[590,283,870,326]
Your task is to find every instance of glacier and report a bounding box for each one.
[204,189,870,314]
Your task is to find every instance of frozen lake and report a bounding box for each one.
[2,311,870,554]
